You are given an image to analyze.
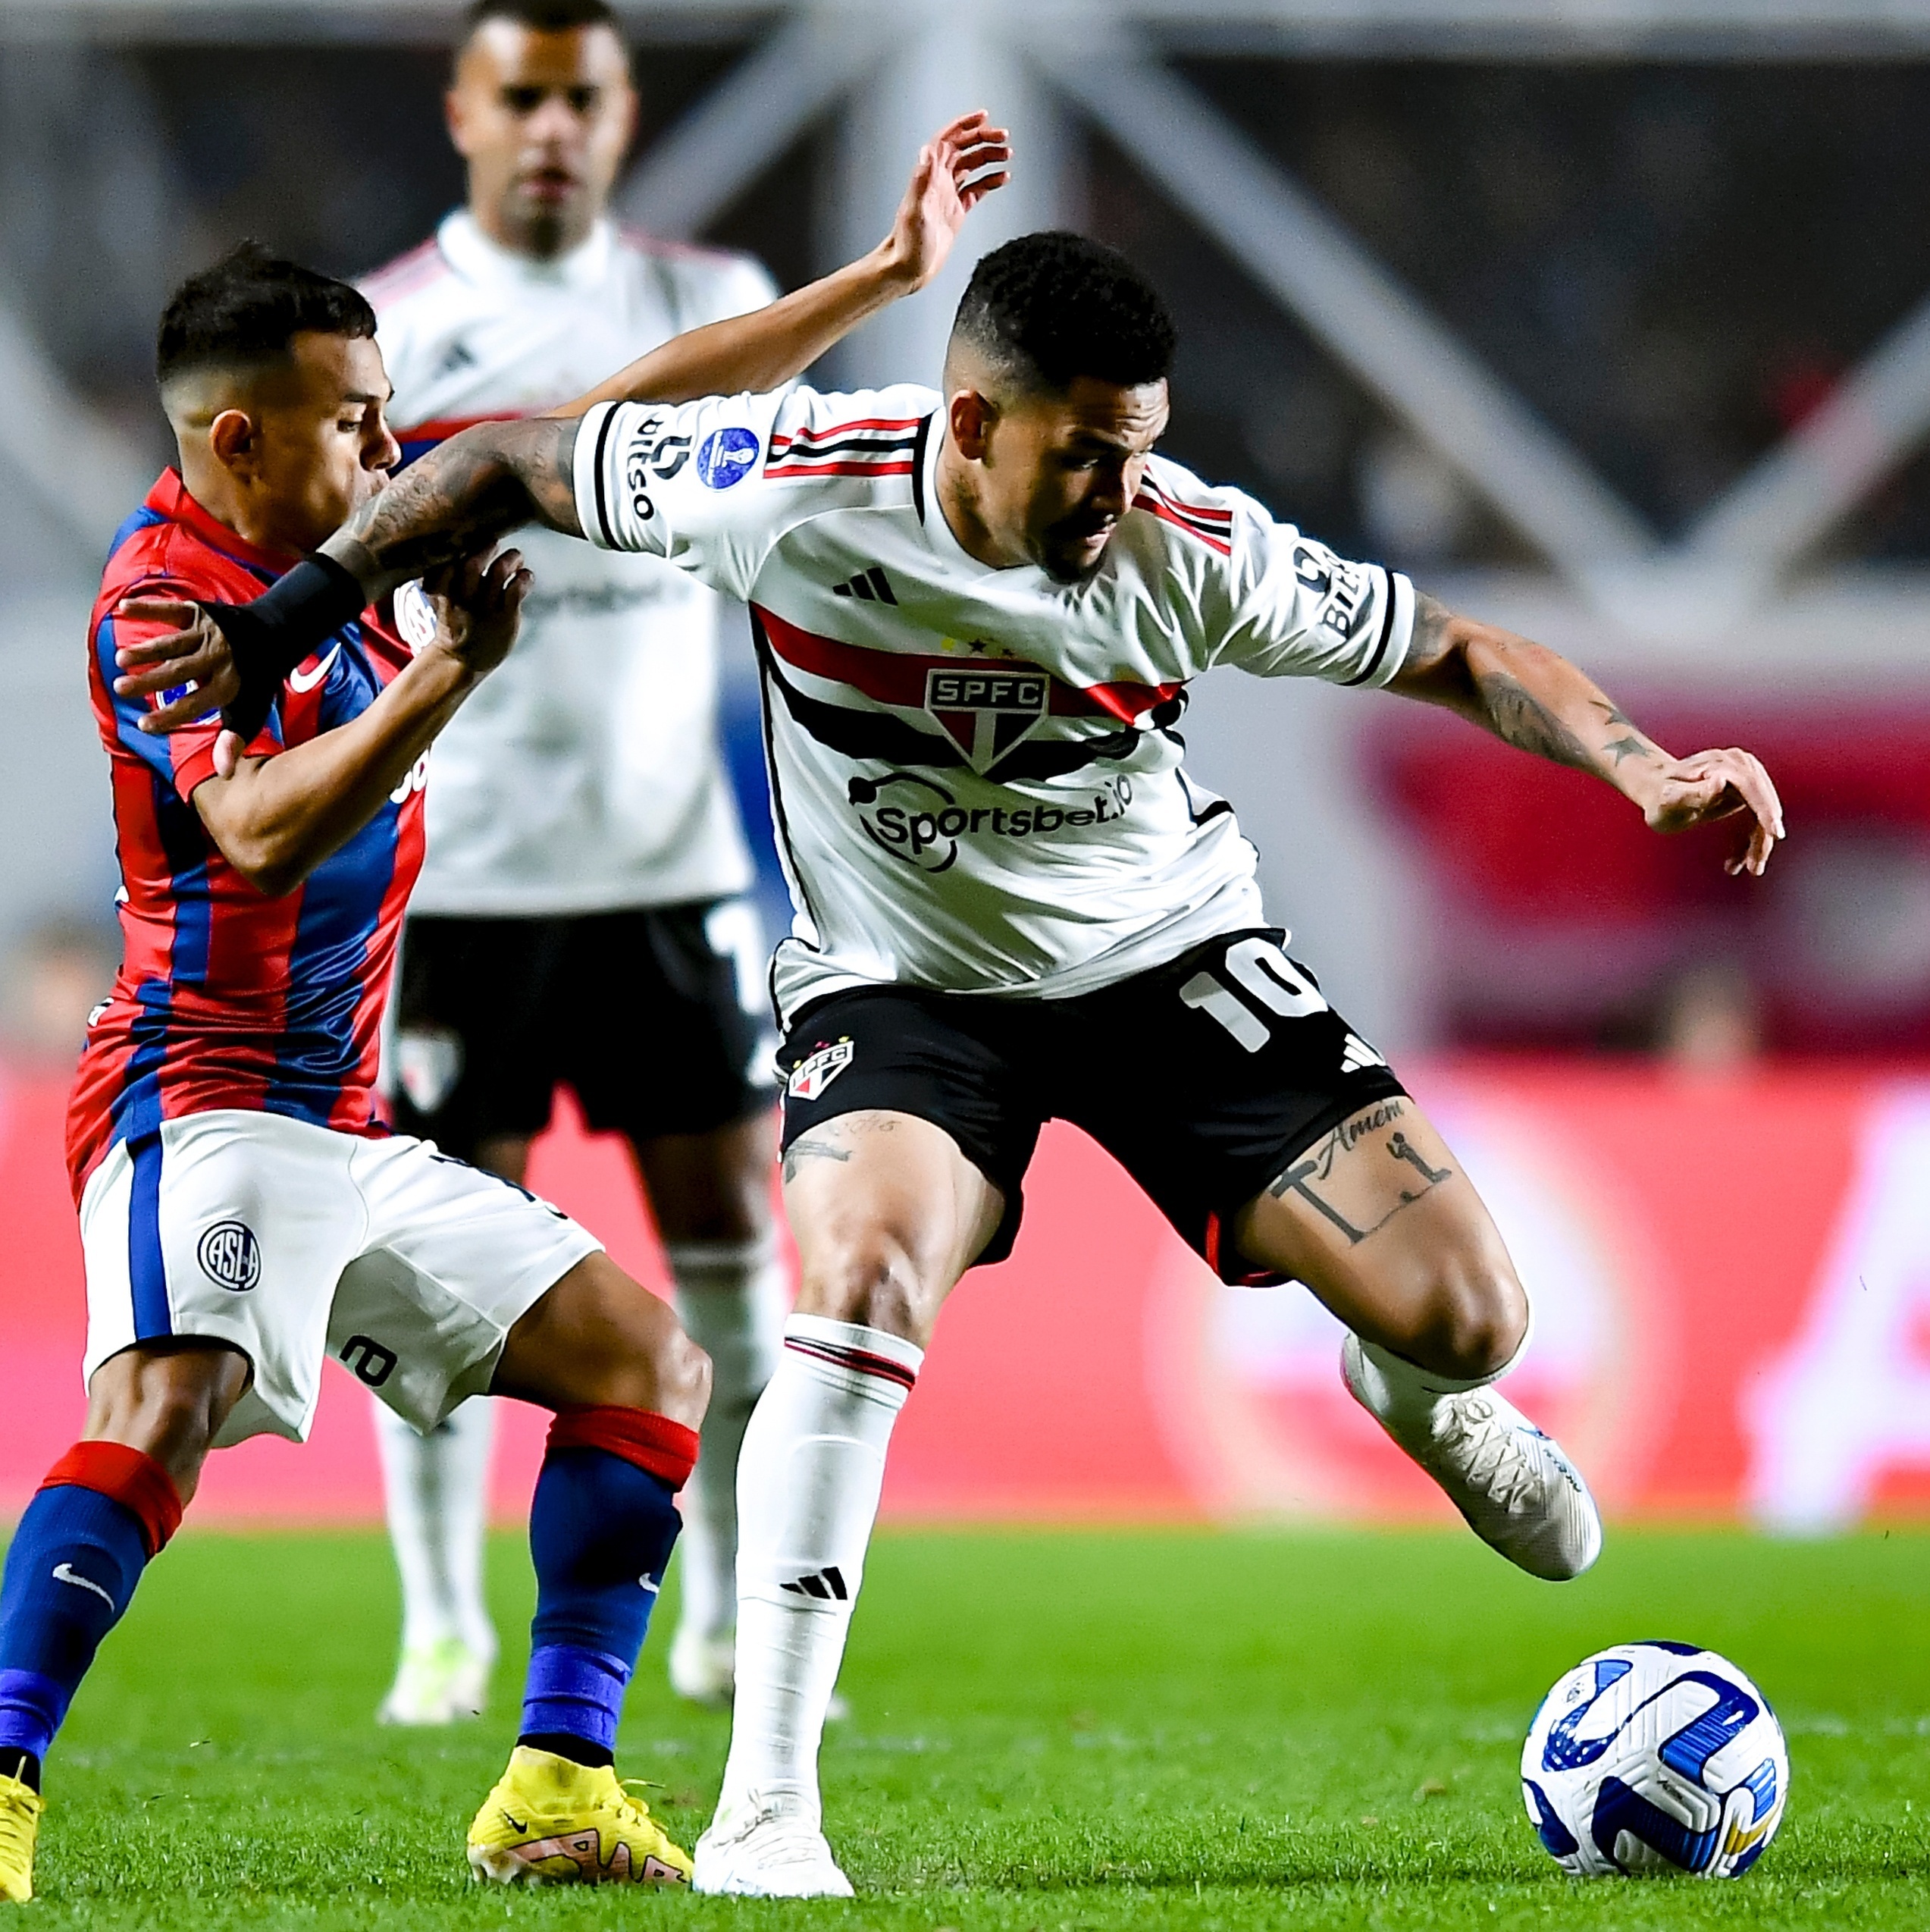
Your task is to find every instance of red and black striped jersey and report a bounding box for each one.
[572,384,1415,1028]
[65,470,425,1199]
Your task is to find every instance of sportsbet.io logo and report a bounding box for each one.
[198,1221,261,1293]
[848,770,1133,873]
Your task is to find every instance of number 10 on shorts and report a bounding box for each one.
[1180,937,1328,1052]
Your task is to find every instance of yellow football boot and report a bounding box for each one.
[0,1774,42,1902]
[466,1746,690,1887]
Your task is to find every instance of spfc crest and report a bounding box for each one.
[923,666,1050,773]
[787,1037,854,1101]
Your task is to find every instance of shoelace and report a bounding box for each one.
[1427,1396,1544,1515]
[0,1786,39,1868]
[611,1780,664,1827]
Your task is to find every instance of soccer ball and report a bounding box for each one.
[1520,1642,1787,1878]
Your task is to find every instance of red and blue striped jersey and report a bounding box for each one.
[66,470,426,1200]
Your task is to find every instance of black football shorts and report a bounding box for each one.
[389,902,770,1158]
[775,927,1407,1283]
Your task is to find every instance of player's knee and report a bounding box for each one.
[1407,1255,1527,1382]
[796,1234,937,1345]
[658,1326,712,1431]
[83,1344,244,1496]
[587,1306,712,1429]
[88,1385,217,1495]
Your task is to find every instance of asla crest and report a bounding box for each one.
[788,1037,854,1101]
[923,664,1051,774]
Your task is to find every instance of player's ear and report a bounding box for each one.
[445,85,475,158]
[612,76,639,158]
[949,389,997,463]
[207,407,260,476]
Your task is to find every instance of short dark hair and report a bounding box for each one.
[155,242,375,391]
[464,0,622,33]
[951,231,1177,394]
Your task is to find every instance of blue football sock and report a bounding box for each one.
[519,1446,683,1767]
[0,1485,152,1766]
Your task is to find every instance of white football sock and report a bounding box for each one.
[718,1314,922,1820]
[1347,1306,1533,1426]
[666,1235,788,1646]
[371,1394,499,1662]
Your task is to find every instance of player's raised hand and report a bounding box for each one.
[421,546,531,677]
[1641,745,1785,877]
[882,110,1012,291]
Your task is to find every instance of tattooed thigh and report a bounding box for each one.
[780,1110,901,1184]
[1260,1098,1458,1247]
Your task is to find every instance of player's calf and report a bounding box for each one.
[0,1342,241,1901]
[470,1254,713,1886]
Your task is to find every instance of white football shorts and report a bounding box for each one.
[78,1109,602,1446]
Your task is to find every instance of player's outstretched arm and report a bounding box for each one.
[566,108,1010,412]
[183,547,528,896]
[111,109,1010,758]
[1390,593,1786,877]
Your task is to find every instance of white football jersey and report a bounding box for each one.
[366,212,776,915]
[570,384,1415,1025]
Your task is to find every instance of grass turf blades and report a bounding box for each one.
[15,1523,1928,1928]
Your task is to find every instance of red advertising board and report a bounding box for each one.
[2,1061,1925,1529]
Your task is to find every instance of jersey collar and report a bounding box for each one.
[437,208,615,296]
[149,469,297,580]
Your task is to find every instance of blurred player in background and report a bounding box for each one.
[361,0,784,1724]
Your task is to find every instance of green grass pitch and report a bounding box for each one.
[17,1521,1928,1928]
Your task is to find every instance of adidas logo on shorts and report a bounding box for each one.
[1340,1032,1388,1073]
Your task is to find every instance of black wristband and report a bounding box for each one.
[211,552,368,743]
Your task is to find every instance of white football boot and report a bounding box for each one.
[693,1791,854,1897]
[668,1626,737,1708]
[1341,1333,1602,1581]
[377,1636,491,1726]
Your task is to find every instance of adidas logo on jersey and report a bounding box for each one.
[832,566,898,605]
[781,1565,849,1601]
[1340,1032,1389,1073]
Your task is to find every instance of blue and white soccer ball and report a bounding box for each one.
[1520,1642,1787,1878]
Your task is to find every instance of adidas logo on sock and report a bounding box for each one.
[831,566,898,605]
[1340,1032,1388,1073]
[781,1565,849,1601]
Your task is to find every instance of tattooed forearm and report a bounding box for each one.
[1396,595,1673,793]
[1593,698,1662,768]
[1473,670,1596,771]
[321,418,583,597]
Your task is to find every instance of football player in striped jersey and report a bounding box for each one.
[124,229,1782,1899]
[2,115,1008,1904]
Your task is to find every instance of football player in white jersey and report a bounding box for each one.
[358,0,785,1724]
[132,229,1784,1898]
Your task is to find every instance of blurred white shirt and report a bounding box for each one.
[365,210,775,915]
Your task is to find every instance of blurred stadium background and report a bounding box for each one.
[2,0,1928,1535]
